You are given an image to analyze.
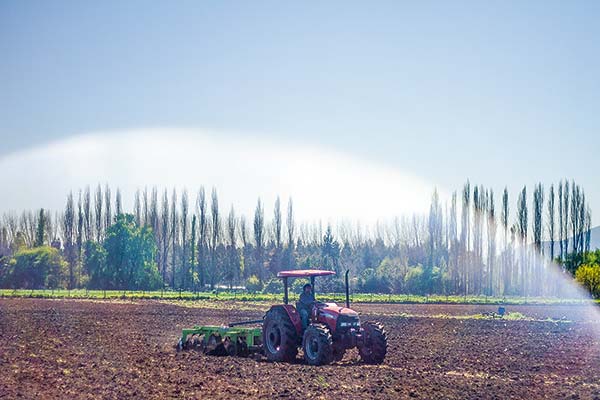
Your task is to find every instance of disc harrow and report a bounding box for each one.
[177,325,262,357]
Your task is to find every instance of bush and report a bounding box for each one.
[404,265,425,295]
[84,241,107,289]
[356,258,411,294]
[359,268,381,293]
[575,264,600,298]
[245,275,262,293]
[0,256,10,286]
[4,246,67,289]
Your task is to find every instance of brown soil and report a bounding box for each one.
[0,299,599,399]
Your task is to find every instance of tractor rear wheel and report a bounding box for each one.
[263,308,299,362]
[358,321,387,364]
[302,324,333,366]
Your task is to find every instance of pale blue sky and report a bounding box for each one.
[1,1,599,223]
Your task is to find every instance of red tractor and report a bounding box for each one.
[262,269,387,365]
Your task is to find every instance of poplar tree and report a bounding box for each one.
[160,189,170,285]
[35,208,46,247]
[517,186,528,293]
[170,189,178,288]
[547,184,555,262]
[83,186,92,242]
[225,205,238,287]
[94,184,103,242]
[487,190,496,295]
[286,198,295,268]
[104,184,112,231]
[180,190,189,288]
[134,189,142,227]
[253,198,265,282]
[209,188,221,288]
[197,187,208,288]
[558,181,564,261]
[63,192,76,289]
[115,188,123,216]
[190,214,197,289]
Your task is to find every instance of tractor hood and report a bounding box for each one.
[320,303,359,318]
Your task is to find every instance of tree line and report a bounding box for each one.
[0,180,594,297]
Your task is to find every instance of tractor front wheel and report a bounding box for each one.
[358,321,387,364]
[263,307,299,362]
[332,346,345,362]
[302,324,333,366]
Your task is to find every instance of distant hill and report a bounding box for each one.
[542,225,600,254]
[588,226,600,250]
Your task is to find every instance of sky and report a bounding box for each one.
[1,1,599,224]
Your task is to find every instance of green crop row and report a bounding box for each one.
[0,289,596,306]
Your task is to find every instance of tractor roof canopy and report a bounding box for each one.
[277,269,336,278]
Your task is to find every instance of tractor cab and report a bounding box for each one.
[276,269,357,334]
[277,269,337,305]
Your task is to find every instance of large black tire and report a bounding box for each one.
[263,307,299,362]
[302,324,333,366]
[358,321,387,364]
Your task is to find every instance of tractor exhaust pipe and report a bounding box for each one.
[345,269,350,308]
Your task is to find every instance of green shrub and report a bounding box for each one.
[4,246,67,289]
[575,264,600,298]
[404,265,425,295]
[245,275,262,293]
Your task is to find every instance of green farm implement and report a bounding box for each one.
[177,321,263,357]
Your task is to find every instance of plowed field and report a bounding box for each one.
[1,299,599,399]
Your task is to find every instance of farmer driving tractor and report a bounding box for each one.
[178,269,388,366]
[298,283,315,330]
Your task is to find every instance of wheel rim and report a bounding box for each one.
[305,335,319,360]
[266,324,282,354]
